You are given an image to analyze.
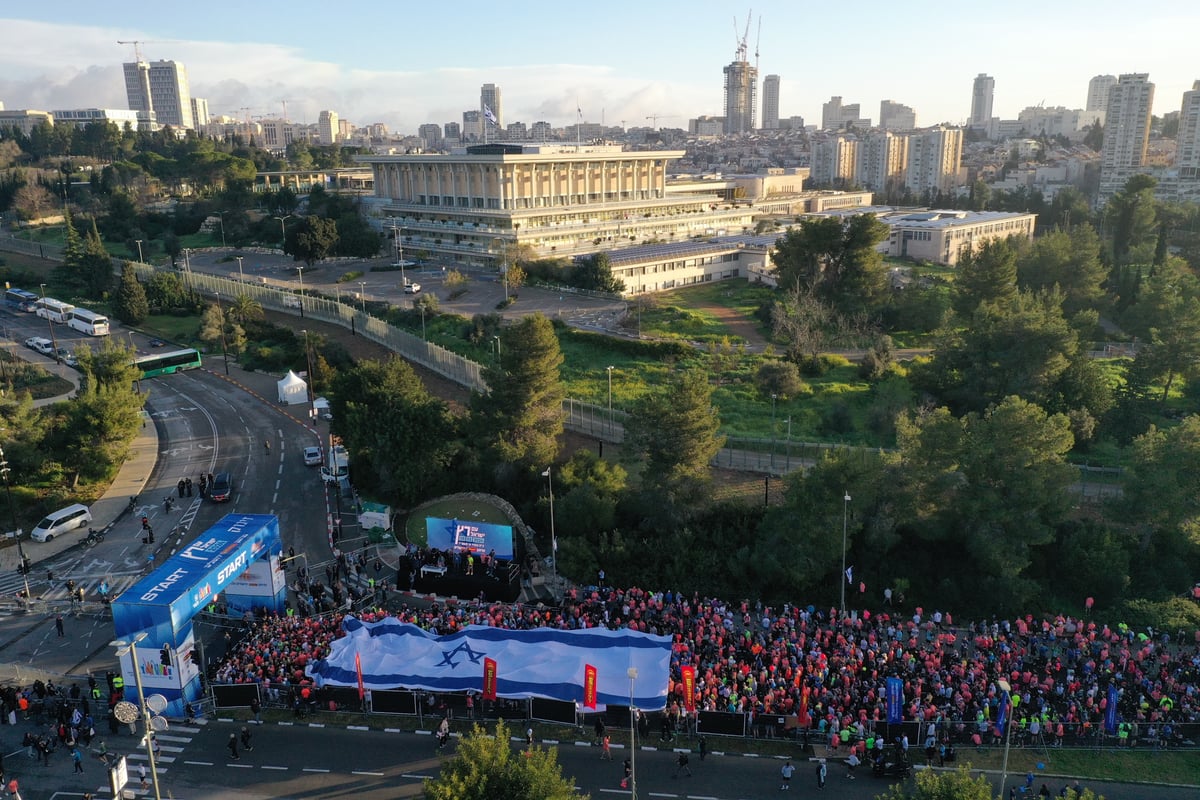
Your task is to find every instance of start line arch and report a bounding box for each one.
[112,514,287,717]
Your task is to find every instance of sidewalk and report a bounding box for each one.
[0,387,160,574]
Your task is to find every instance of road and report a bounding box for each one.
[3,716,1194,800]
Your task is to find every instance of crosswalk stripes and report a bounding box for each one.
[0,573,142,603]
[90,719,207,797]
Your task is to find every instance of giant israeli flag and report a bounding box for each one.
[306,616,674,709]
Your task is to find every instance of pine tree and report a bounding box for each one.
[112,262,149,324]
[80,219,115,299]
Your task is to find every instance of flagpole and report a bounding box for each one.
[840,491,850,616]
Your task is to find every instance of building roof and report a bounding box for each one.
[882,209,1036,229]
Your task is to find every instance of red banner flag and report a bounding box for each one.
[482,657,498,701]
[583,664,598,709]
[355,652,364,701]
[680,665,696,712]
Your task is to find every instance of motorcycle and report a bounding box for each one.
[84,528,105,547]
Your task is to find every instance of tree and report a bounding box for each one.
[770,213,890,313]
[228,294,264,325]
[79,219,115,299]
[471,313,565,475]
[573,252,624,293]
[1124,416,1200,561]
[952,237,1019,317]
[755,359,806,399]
[877,765,994,800]
[423,720,583,800]
[111,262,149,325]
[626,369,725,500]
[1106,174,1159,265]
[1016,224,1107,315]
[144,271,187,311]
[60,338,145,485]
[289,216,339,266]
[12,177,52,222]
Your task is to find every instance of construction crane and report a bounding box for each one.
[733,10,752,62]
[117,40,175,62]
[645,114,677,128]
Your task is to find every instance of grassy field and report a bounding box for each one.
[403,496,513,546]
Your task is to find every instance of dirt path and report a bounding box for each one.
[689,300,770,349]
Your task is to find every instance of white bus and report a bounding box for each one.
[35,297,75,324]
[67,307,111,336]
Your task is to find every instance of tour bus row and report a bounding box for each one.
[5,289,111,336]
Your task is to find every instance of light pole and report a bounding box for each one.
[135,239,144,263]
[390,218,406,288]
[542,467,556,580]
[494,238,509,301]
[493,334,501,365]
[998,678,1014,800]
[606,365,614,434]
[214,211,227,248]
[182,248,193,294]
[214,291,230,375]
[37,284,60,363]
[770,394,778,469]
[273,214,292,254]
[296,266,306,319]
[358,281,367,313]
[419,303,427,341]
[110,633,163,800]
[627,667,639,800]
[840,491,851,616]
[0,443,32,603]
[235,256,244,282]
[301,330,316,406]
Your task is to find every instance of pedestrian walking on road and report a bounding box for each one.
[621,758,631,789]
[72,747,83,773]
[227,733,239,760]
[600,734,611,760]
[250,697,261,724]
[780,760,794,790]
[55,615,64,638]
[816,759,827,789]
[673,752,692,778]
[699,735,707,761]
[138,763,147,790]
[177,479,185,498]
[240,726,254,752]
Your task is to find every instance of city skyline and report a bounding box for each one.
[1,1,1198,135]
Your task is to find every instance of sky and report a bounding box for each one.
[1,1,1197,135]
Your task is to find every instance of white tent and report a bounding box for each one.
[277,370,307,405]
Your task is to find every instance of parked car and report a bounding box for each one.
[24,336,44,349]
[57,348,78,367]
[148,338,166,348]
[404,282,421,294]
[303,446,323,466]
[209,472,235,503]
[32,339,56,356]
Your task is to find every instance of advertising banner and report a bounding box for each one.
[425,517,514,559]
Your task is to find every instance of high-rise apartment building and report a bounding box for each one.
[762,74,780,130]
[506,121,528,141]
[1176,81,1200,178]
[418,124,443,149]
[530,121,552,141]
[723,59,758,134]
[259,118,299,150]
[190,97,209,128]
[857,131,909,196]
[1086,74,1118,114]
[821,97,869,131]
[810,135,859,187]
[317,110,339,145]
[1101,74,1154,178]
[905,126,963,196]
[123,59,194,129]
[480,83,503,130]
[462,110,483,142]
[443,122,461,142]
[970,74,994,128]
[879,100,917,131]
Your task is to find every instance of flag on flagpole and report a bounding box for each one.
[845,566,854,584]
[483,104,498,126]
[577,106,583,120]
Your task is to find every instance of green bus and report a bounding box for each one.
[134,348,203,378]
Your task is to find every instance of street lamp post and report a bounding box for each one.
[0,443,32,603]
[111,633,163,800]
[296,266,306,319]
[605,365,614,435]
[493,335,501,365]
[998,679,1014,800]
[235,256,244,283]
[37,284,60,363]
[494,238,509,302]
[214,291,230,375]
[419,304,427,341]
[627,667,639,800]
[390,218,407,288]
[840,491,851,616]
[770,394,777,470]
[214,211,227,248]
[135,239,144,263]
[542,467,557,580]
[273,214,292,254]
[358,281,367,313]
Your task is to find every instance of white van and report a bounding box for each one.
[30,503,92,542]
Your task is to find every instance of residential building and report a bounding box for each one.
[970,73,994,129]
[821,96,869,131]
[810,135,859,187]
[123,59,194,129]
[905,126,963,196]
[1099,73,1154,201]
[0,109,52,135]
[190,97,209,128]
[1177,80,1200,179]
[723,59,758,134]
[480,83,503,129]
[443,122,461,142]
[1086,74,1118,118]
[530,121,553,141]
[689,116,725,137]
[49,108,142,129]
[506,122,527,141]
[762,74,780,130]
[418,124,443,149]
[259,118,301,150]
[879,100,917,131]
[857,131,908,196]
[317,110,339,145]
[462,110,483,142]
